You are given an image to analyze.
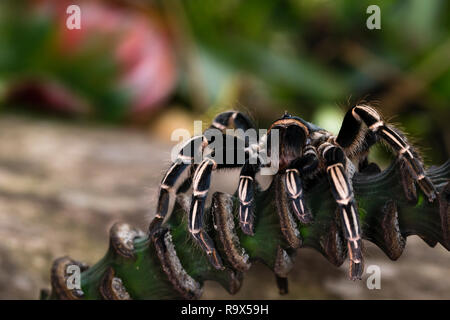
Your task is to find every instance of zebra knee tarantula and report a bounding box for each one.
[149,105,437,280]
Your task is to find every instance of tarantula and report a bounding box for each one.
[149,106,437,280]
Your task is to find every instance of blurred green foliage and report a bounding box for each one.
[0,1,129,121]
[0,0,448,165]
[171,0,449,165]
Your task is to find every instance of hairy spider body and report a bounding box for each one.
[150,106,437,280]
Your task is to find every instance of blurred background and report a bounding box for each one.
[0,0,448,299]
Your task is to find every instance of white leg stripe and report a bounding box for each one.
[239,179,248,201]
[292,201,299,215]
[304,148,316,156]
[286,172,297,195]
[299,199,304,214]
[327,163,344,170]
[321,144,334,156]
[193,159,214,189]
[381,129,405,149]
[350,205,359,235]
[356,105,381,121]
[244,207,249,222]
[352,108,361,121]
[330,166,349,199]
[194,189,208,197]
[191,200,198,231]
[163,164,176,181]
[212,121,227,130]
[342,208,354,239]
[399,146,413,158]
[336,197,351,205]
[369,121,384,131]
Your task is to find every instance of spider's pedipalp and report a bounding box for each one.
[336,105,437,202]
[321,143,364,280]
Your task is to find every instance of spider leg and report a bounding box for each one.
[189,134,247,270]
[284,146,319,224]
[189,157,225,270]
[149,136,204,234]
[336,105,437,202]
[211,192,251,272]
[150,111,254,234]
[237,162,259,235]
[210,111,255,132]
[320,143,364,280]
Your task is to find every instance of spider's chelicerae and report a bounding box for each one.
[149,105,437,280]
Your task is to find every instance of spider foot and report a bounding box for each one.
[347,238,364,280]
[191,231,225,270]
[400,160,438,203]
[275,276,289,295]
[289,198,313,224]
[417,174,438,202]
[239,220,254,236]
[349,260,364,281]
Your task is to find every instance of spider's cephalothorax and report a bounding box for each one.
[149,107,438,280]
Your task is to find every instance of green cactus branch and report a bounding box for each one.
[44,161,450,300]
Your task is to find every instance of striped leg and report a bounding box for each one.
[189,158,224,270]
[150,112,254,235]
[149,136,204,234]
[336,105,437,202]
[210,111,255,132]
[321,144,364,280]
[284,146,319,224]
[238,162,259,235]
